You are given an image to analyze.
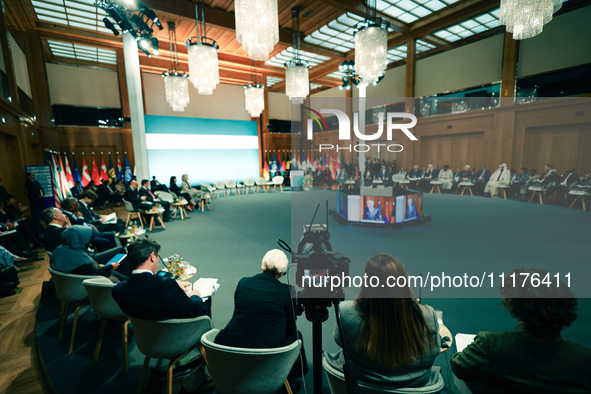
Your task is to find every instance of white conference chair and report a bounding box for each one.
[224,179,238,196]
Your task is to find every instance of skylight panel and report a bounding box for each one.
[265,47,330,68]
[32,0,110,33]
[48,39,117,64]
[266,76,282,87]
[310,83,322,90]
[432,8,501,42]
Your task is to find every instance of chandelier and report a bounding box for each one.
[186,0,219,95]
[285,7,309,104]
[354,0,390,85]
[500,0,563,40]
[162,22,189,111]
[244,83,265,117]
[235,0,279,61]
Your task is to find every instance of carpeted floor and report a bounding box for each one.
[37,189,591,393]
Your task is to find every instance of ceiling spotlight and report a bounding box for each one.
[107,7,123,23]
[139,36,150,49]
[138,2,163,29]
[151,37,159,55]
[103,17,120,36]
[131,14,152,34]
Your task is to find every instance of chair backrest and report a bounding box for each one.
[224,180,237,188]
[155,191,174,202]
[201,329,301,394]
[200,183,213,192]
[83,277,127,320]
[212,181,225,190]
[130,315,212,360]
[122,199,135,212]
[392,174,405,182]
[323,357,444,394]
[255,177,267,186]
[243,178,255,187]
[272,176,284,185]
[48,267,94,303]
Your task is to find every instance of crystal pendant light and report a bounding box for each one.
[354,0,390,85]
[284,7,309,104]
[235,0,279,61]
[244,83,265,117]
[162,22,189,111]
[500,0,563,40]
[186,0,219,95]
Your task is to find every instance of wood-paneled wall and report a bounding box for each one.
[266,98,591,175]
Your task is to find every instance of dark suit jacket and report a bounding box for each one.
[0,183,14,203]
[422,169,439,180]
[70,186,84,198]
[406,169,422,179]
[215,272,297,349]
[43,225,66,252]
[124,187,150,211]
[539,170,561,188]
[112,272,209,320]
[61,209,85,226]
[25,179,44,199]
[451,324,591,393]
[139,187,157,203]
[474,169,491,182]
[78,202,99,223]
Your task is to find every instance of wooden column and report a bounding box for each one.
[116,48,131,124]
[259,84,269,176]
[405,38,416,107]
[24,32,59,150]
[500,32,519,106]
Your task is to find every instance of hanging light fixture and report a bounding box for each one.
[500,0,562,40]
[235,0,279,61]
[244,62,265,117]
[354,0,390,86]
[185,0,219,95]
[162,22,189,112]
[284,7,309,104]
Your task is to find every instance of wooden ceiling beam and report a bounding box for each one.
[321,0,408,33]
[141,0,345,58]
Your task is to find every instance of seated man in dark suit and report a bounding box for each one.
[41,207,71,252]
[112,238,211,320]
[78,191,125,233]
[376,164,391,185]
[138,179,172,220]
[215,249,307,384]
[98,179,123,206]
[473,164,491,195]
[60,197,117,251]
[70,181,84,199]
[451,267,591,393]
[124,180,152,211]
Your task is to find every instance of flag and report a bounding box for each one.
[281,152,286,172]
[58,155,71,197]
[100,156,108,181]
[81,156,91,187]
[64,155,74,189]
[124,156,132,183]
[271,152,277,173]
[48,154,61,207]
[91,156,100,185]
[71,155,82,184]
[263,155,270,181]
[116,155,123,181]
[108,155,116,181]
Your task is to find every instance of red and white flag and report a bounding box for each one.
[64,155,74,189]
[91,156,101,185]
[81,156,91,187]
[100,156,109,181]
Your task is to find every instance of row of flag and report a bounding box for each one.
[261,150,346,181]
[46,152,133,207]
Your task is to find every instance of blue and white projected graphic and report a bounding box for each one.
[145,115,260,185]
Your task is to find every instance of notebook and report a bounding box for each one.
[455,333,477,352]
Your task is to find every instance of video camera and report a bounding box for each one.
[292,202,350,295]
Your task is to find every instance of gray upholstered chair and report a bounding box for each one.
[48,267,94,354]
[243,178,256,194]
[224,179,238,196]
[323,356,445,394]
[200,328,301,394]
[255,176,269,193]
[123,199,144,228]
[155,191,174,203]
[272,175,285,192]
[83,277,130,372]
[130,315,213,394]
[212,181,226,198]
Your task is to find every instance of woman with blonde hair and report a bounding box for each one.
[327,254,441,387]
